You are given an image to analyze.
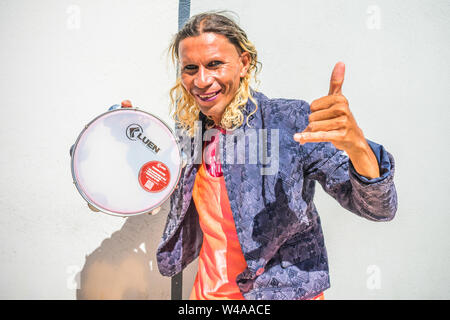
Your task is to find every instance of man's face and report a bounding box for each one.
[179,32,250,124]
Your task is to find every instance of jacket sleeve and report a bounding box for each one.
[296,100,398,222]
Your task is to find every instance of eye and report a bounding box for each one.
[183,64,198,71]
[208,60,223,67]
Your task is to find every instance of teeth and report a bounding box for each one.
[199,91,219,99]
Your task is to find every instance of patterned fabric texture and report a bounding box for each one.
[156,91,397,300]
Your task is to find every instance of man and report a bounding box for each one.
[154,12,397,300]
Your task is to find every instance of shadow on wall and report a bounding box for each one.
[76,200,171,300]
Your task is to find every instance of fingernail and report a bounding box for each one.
[294,133,304,144]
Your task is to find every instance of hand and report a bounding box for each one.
[294,62,365,153]
[121,100,133,108]
[294,62,380,179]
[147,207,161,215]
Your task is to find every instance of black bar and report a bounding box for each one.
[171,271,183,300]
[178,0,191,30]
[170,0,190,301]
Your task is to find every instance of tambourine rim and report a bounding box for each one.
[71,108,182,217]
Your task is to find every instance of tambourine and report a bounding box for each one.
[70,104,182,217]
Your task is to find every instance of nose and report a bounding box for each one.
[193,66,214,89]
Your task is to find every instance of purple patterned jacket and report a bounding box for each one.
[156,91,397,300]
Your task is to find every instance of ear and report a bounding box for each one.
[239,52,251,78]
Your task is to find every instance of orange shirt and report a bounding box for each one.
[190,159,247,300]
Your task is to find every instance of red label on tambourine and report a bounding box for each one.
[138,161,171,193]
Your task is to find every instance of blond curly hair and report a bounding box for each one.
[168,11,261,136]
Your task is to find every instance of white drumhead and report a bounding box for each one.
[71,108,181,217]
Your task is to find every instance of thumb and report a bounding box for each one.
[328,61,345,95]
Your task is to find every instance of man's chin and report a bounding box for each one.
[198,104,224,122]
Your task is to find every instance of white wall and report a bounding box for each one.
[0,0,449,299]
[0,0,179,299]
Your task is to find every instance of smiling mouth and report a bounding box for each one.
[197,90,221,102]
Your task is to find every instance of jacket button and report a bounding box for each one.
[256,267,264,276]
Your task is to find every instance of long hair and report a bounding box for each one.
[168,11,261,136]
